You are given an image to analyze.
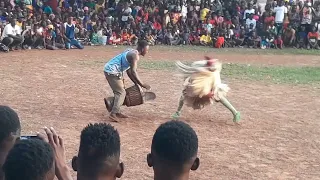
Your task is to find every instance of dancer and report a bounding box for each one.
[172,57,241,122]
[104,40,151,122]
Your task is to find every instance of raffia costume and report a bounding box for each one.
[172,57,241,122]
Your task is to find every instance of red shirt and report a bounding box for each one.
[153,21,162,30]
[308,32,319,39]
[209,19,216,25]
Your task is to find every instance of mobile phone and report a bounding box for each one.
[26,26,31,30]
[20,135,41,140]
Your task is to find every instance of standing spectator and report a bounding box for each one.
[200,4,210,23]
[288,4,301,30]
[243,2,255,20]
[273,0,287,35]
[246,13,256,29]
[63,16,83,49]
[147,120,200,180]
[1,18,23,50]
[121,2,132,28]
[301,2,313,33]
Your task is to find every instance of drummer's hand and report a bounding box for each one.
[143,84,151,90]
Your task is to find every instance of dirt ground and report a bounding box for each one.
[1,47,320,180]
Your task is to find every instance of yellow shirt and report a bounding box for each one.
[200,35,212,43]
[200,8,210,21]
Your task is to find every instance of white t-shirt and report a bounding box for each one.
[1,23,21,40]
[121,7,132,21]
[246,18,257,29]
[274,6,288,23]
[243,9,255,19]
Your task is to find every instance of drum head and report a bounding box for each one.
[144,92,156,101]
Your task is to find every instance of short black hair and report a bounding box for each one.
[151,120,198,165]
[3,139,54,180]
[78,123,120,175]
[137,40,149,48]
[0,105,21,143]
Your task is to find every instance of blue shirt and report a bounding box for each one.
[64,23,75,40]
[104,49,137,74]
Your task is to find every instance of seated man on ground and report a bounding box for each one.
[1,18,23,51]
[0,105,21,180]
[72,123,124,180]
[147,120,200,180]
[63,17,84,49]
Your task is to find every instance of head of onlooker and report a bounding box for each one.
[0,105,21,180]
[147,120,200,180]
[72,123,124,180]
[3,138,55,180]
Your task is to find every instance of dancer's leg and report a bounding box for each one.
[172,95,185,119]
[219,96,241,122]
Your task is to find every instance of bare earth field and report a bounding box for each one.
[1,46,320,180]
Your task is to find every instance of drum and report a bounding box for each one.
[124,85,144,107]
[104,85,156,112]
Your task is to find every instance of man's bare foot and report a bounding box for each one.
[109,113,119,122]
[116,113,129,118]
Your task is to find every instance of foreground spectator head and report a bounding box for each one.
[72,123,123,180]
[0,105,21,180]
[147,120,200,180]
[3,138,55,180]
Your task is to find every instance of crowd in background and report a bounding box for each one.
[0,105,199,180]
[1,0,320,51]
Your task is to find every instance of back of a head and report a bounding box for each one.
[3,139,55,180]
[0,105,21,145]
[0,105,21,180]
[148,120,199,178]
[74,123,123,179]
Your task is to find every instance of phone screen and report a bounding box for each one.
[26,26,31,30]
[20,136,40,140]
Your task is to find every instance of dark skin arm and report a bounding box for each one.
[126,51,150,89]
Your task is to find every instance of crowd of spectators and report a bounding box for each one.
[0,0,320,52]
[0,105,199,180]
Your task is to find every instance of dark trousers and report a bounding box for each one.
[1,37,23,48]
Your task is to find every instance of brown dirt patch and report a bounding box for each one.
[0,47,319,180]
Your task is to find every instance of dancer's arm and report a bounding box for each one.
[127,52,150,90]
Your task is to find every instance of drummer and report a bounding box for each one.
[104,40,151,122]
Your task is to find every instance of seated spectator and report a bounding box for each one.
[283,25,296,47]
[200,31,212,46]
[44,24,64,50]
[71,123,124,180]
[1,18,23,51]
[0,105,21,180]
[63,17,84,49]
[274,35,283,49]
[147,120,199,180]
[307,26,319,50]
[296,26,307,49]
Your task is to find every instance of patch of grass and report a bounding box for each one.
[139,61,320,85]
